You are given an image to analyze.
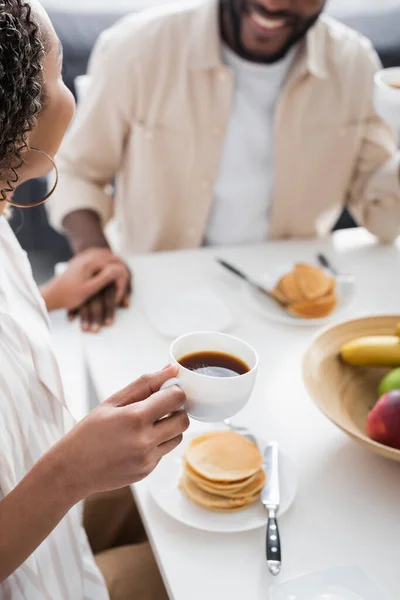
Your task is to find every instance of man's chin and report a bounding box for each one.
[239,38,296,64]
[225,3,324,65]
[237,19,297,63]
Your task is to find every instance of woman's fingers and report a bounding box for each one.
[154,409,190,445]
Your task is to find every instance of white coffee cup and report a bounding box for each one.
[160,331,258,422]
[374,67,400,129]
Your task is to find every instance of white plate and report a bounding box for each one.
[143,288,234,338]
[269,565,389,600]
[148,431,297,533]
[243,264,355,328]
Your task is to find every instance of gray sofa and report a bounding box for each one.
[9,6,400,257]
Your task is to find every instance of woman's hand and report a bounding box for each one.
[57,365,189,501]
[68,257,132,332]
[40,248,130,313]
[0,365,188,583]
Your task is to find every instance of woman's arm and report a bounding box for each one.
[0,365,188,583]
[0,442,78,581]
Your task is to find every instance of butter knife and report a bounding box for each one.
[216,258,286,308]
[262,442,282,576]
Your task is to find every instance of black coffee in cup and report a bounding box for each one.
[178,351,250,378]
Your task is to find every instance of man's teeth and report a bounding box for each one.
[251,12,287,30]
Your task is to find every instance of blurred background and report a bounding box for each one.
[39,0,400,15]
[11,0,400,282]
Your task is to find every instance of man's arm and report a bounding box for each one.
[47,24,137,329]
[63,209,109,254]
[60,205,130,332]
[47,23,135,242]
[61,209,131,331]
[346,44,400,242]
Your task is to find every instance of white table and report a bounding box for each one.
[82,229,400,599]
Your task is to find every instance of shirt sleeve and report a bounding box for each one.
[346,44,400,243]
[47,26,135,231]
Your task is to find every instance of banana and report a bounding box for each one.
[340,336,400,367]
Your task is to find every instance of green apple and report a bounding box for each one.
[379,367,400,397]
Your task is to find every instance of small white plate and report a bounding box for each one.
[269,565,389,600]
[148,431,297,533]
[143,288,234,338]
[242,264,355,328]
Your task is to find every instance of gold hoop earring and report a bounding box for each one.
[5,147,59,209]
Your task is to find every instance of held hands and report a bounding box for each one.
[40,248,131,324]
[58,365,189,500]
[69,250,132,332]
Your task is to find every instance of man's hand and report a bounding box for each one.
[69,256,131,332]
[62,209,131,331]
[40,248,130,314]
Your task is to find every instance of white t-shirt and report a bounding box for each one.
[205,45,296,246]
[0,218,109,599]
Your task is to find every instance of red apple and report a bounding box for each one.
[367,389,400,450]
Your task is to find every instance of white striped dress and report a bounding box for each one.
[0,217,109,600]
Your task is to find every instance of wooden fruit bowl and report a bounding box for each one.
[303,315,400,462]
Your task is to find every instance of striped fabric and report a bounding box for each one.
[0,217,109,600]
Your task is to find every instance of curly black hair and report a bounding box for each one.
[0,0,46,201]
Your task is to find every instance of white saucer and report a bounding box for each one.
[148,431,297,533]
[269,566,389,600]
[143,288,234,338]
[242,263,355,328]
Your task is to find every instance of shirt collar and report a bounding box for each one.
[305,15,328,79]
[188,0,226,70]
[188,0,328,80]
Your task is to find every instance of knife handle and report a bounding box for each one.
[266,512,281,576]
[317,253,338,277]
[216,259,248,282]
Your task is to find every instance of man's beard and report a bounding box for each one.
[221,0,323,64]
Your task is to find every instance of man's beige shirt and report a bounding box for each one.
[49,0,400,254]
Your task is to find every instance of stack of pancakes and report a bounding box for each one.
[179,431,266,512]
[272,263,337,319]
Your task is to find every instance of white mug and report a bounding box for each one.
[161,331,258,422]
[374,67,400,129]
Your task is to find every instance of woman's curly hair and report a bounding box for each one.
[0,0,46,201]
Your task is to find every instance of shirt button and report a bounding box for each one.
[188,227,196,237]
[202,180,210,191]
[339,127,347,137]
[145,130,154,139]
[213,127,223,136]
[218,70,229,82]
